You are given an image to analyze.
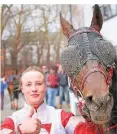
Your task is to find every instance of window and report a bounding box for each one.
[100,4,117,21]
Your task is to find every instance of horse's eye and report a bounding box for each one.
[106,67,110,72]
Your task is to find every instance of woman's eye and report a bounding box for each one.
[27,83,31,86]
[37,83,41,85]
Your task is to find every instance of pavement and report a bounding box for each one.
[1,89,25,122]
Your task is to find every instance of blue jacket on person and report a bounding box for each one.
[0,80,8,93]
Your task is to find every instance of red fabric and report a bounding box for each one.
[74,122,105,134]
[47,74,59,88]
[61,110,74,128]
[107,67,113,85]
[41,124,51,134]
[1,118,15,130]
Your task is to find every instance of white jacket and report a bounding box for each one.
[1,103,83,134]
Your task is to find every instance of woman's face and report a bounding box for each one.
[50,69,55,74]
[21,71,46,107]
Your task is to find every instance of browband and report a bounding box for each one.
[68,28,102,41]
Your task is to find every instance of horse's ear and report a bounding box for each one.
[60,13,74,38]
[90,4,103,32]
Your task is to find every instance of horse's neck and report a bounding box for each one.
[108,68,117,134]
[111,69,117,122]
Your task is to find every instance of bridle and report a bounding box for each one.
[70,63,114,98]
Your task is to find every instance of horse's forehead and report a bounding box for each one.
[60,28,116,77]
[75,27,91,31]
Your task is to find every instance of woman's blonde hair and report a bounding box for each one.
[22,66,44,77]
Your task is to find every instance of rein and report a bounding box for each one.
[105,124,117,132]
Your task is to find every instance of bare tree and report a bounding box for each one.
[2,4,84,71]
[3,5,39,71]
[30,5,60,65]
[1,4,13,36]
[1,4,13,75]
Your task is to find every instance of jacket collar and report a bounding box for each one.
[24,102,46,113]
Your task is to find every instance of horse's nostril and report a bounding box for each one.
[100,102,103,107]
[86,95,93,102]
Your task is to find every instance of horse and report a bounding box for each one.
[60,4,117,134]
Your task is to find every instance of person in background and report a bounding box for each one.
[41,66,49,76]
[7,74,15,109]
[58,66,70,109]
[41,65,49,103]
[0,76,8,110]
[12,76,20,110]
[46,66,59,108]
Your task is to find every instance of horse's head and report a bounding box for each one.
[60,5,116,124]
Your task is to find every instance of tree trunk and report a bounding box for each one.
[56,46,60,64]
[1,41,6,76]
[11,51,17,73]
[46,43,50,64]
[37,39,44,66]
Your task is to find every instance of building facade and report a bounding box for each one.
[83,4,117,47]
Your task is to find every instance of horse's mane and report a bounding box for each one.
[109,57,117,132]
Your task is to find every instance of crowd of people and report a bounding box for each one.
[0,72,22,110]
[41,65,70,109]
